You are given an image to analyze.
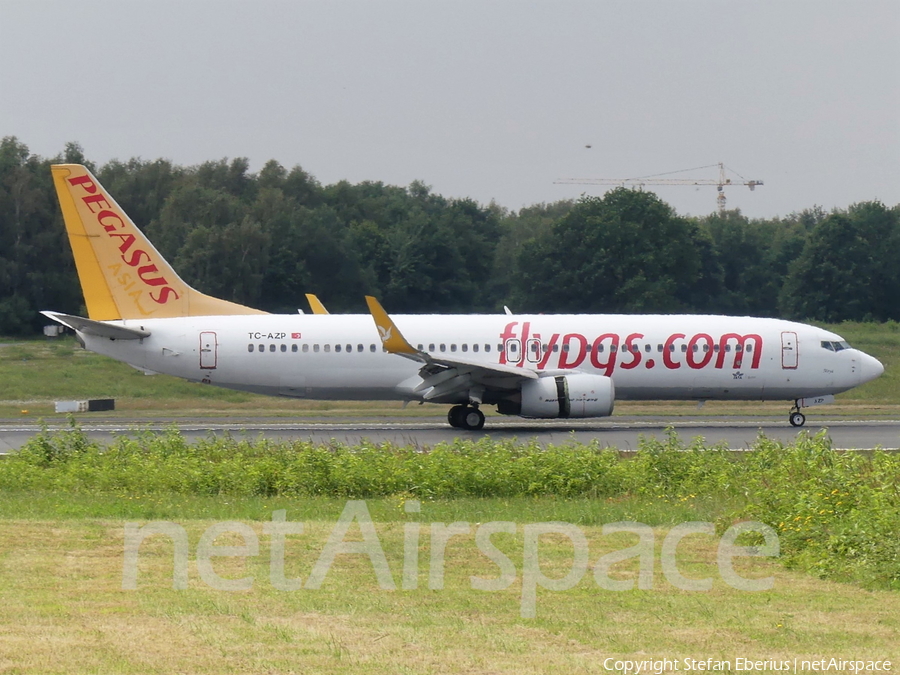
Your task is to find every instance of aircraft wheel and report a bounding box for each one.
[789,411,806,427]
[460,407,485,431]
[447,405,465,428]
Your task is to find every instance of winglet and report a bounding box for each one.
[305,294,330,315]
[364,296,420,357]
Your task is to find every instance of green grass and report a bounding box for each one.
[1,501,898,673]
[2,426,898,591]
[1,427,898,672]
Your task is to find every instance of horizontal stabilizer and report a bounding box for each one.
[41,311,150,340]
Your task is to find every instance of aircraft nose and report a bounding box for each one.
[859,352,885,384]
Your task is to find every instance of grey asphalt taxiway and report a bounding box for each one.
[1,415,898,453]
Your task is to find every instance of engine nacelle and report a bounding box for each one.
[518,374,615,419]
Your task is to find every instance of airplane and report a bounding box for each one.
[43,164,884,430]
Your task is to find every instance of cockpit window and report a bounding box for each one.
[822,340,851,352]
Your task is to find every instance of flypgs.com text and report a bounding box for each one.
[497,321,763,375]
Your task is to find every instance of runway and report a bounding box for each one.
[0,415,898,453]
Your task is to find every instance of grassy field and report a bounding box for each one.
[0,320,898,419]
[1,497,899,674]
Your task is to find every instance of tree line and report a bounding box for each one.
[1,136,898,335]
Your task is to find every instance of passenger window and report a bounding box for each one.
[292,344,298,353]
[451,344,457,352]
[597,344,605,353]
[473,344,479,353]
[746,345,753,353]
[656,344,662,352]
[358,344,363,352]
[429,344,435,352]
[324,345,330,353]
[303,344,309,353]
[645,344,652,353]
[248,344,254,352]
[681,344,687,352]
[370,344,376,352]
[562,344,570,352]
[269,344,276,352]
[668,344,675,352]
[621,345,628,353]
[632,344,639,353]
[417,344,423,351]
[259,344,264,352]
[485,344,491,353]
[553,344,559,353]
[725,345,731,352]
[713,344,719,353]
[281,344,287,352]
[440,344,446,352]
[692,345,698,352]
[314,344,320,353]
[462,344,468,352]
[335,344,342,353]
[346,344,352,353]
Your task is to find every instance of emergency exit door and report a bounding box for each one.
[781,331,798,369]
[200,332,218,369]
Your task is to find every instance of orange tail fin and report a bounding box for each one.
[51,164,267,320]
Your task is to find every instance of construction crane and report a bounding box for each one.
[554,163,763,214]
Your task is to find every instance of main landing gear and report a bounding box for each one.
[448,405,485,431]
[789,401,806,427]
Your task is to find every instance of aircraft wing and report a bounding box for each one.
[41,311,151,340]
[365,296,536,401]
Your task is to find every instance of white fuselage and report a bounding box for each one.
[80,313,883,405]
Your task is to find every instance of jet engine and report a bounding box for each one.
[498,374,615,419]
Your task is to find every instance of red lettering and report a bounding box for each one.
[98,210,124,232]
[123,248,151,267]
[663,333,685,369]
[537,334,560,369]
[82,194,111,213]
[686,333,715,369]
[137,264,169,287]
[620,333,644,370]
[109,233,136,254]
[716,334,763,369]
[559,333,587,369]
[67,174,97,193]
[499,321,518,365]
[517,322,531,368]
[590,333,618,376]
[151,286,180,304]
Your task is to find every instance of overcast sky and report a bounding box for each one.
[2,1,898,218]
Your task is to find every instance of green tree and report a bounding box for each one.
[780,202,900,322]
[514,189,718,313]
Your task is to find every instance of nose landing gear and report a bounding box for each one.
[789,401,806,427]
[448,405,485,430]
